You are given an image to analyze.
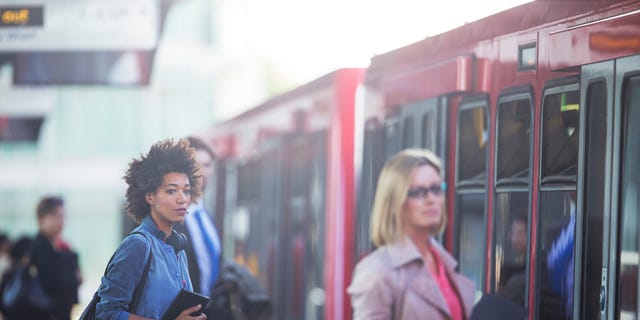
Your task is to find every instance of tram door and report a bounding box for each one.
[578,55,640,320]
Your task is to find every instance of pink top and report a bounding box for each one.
[430,248,464,320]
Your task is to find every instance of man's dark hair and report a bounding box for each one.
[187,136,215,160]
[36,196,64,219]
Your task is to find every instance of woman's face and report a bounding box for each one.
[39,205,64,238]
[401,164,444,236]
[146,172,191,232]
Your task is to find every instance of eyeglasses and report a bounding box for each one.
[406,182,446,199]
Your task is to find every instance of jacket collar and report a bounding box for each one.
[386,236,469,318]
[386,236,458,271]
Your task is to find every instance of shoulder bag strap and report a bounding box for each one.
[93,231,153,312]
[128,231,153,312]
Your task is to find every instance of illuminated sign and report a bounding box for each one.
[0,7,44,27]
[0,0,158,51]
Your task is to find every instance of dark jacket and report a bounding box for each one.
[30,233,80,320]
[174,222,205,293]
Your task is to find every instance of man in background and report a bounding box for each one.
[176,136,221,297]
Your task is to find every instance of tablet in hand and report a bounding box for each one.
[162,289,210,320]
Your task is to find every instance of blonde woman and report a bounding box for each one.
[348,148,475,320]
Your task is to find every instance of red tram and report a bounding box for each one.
[201,69,364,320]
[200,1,640,319]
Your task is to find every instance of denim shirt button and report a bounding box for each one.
[175,272,179,277]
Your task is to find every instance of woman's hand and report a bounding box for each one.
[175,304,207,320]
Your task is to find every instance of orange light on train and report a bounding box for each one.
[590,32,640,51]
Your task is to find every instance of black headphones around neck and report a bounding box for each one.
[166,230,188,254]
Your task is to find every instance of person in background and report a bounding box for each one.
[30,196,82,320]
[175,136,221,299]
[0,233,8,320]
[95,138,207,320]
[0,236,33,320]
[497,213,528,306]
[348,148,475,320]
[0,234,10,282]
[178,138,273,319]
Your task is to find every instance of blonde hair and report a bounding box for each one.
[370,148,447,246]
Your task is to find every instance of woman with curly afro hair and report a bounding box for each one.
[94,139,208,320]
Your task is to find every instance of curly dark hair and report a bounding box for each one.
[123,138,203,222]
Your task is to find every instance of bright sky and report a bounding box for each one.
[241,0,533,81]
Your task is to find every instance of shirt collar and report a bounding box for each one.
[140,215,169,241]
[189,201,204,213]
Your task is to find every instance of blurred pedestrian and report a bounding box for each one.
[348,148,475,320]
[95,138,207,320]
[496,213,528,306]
[175,136,221,297]
[0,233,9,320]
[0,236,33,320]
[0,234,10,281]
[30,196,82,320]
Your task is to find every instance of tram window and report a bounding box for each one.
[458,105,488,182]
[518,44,536,71]
[541,89,580,180]
[535,191,576,320]
[496,98,531,181]
[493,192,529,307]
[619,75,640,319]
[355,121,383,259]
[384,115,401,161]
[402,117,415,148]
[456,193,484,299]
[238,159,260,201]
[421,111,436,151]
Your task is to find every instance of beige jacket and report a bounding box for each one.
[348,237,475,320]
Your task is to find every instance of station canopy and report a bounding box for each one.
[0,0,160,85]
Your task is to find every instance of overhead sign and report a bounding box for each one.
[0,6,44,27]
[0,0,159,51]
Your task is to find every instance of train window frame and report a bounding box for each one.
[383,111,401,161]
[534,76,581,320]
[454,94,490,298]
[456,94,490,188]
[494,87,534,188]
[355,118,384,259]
[398,98,440,150]
[491,87,533,307]
[418,98,439,152]
[518,43,537,71]
[402,116,415,148]
[539,78,580,186]
[617,71,640,319]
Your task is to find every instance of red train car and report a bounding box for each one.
[358,1,640,320]
[200,1,640,319]
[201,69,365,320]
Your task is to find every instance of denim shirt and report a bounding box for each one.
[96,216,193,320]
